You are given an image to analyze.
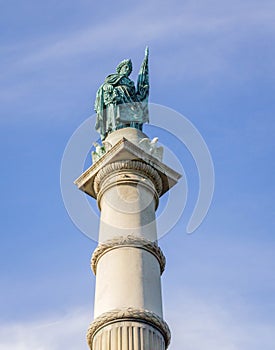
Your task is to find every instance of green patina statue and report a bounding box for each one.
[95,47,149,140]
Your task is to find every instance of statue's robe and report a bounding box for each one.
[95,74,149,140]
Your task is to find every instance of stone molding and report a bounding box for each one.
[93,160,163,196]
[87,307,171,349]
[74,137,181,199]
[92,320,165,350]
[91,235,166,275]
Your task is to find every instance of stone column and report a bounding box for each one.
[75,128,181,350]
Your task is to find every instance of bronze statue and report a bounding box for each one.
[95,47,149,140]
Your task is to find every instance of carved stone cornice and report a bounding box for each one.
[87,307,171,349]
[94,160,163,196]
[91,235,166,275]
[74,137,181,199]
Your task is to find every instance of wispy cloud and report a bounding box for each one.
[0,308,91,350]
[166,290,275,350]
[6,0,275,72]
[2,294,274,350]
[1,0,274,123]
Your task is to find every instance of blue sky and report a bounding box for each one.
[1,0,275,349]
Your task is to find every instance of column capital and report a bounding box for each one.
[74,137,181,199]
[94,160,162,210]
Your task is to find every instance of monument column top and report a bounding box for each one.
[74,133,181,200]
[73,49,182,350]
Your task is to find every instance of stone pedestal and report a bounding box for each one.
[75,128,181,350]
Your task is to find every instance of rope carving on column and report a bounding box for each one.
[87,307,171,349]
[91,235,166,275]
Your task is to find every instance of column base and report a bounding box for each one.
[87,308,170,350]
[92,321,165,350]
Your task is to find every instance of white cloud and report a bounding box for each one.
[0,308,91,350]
[1,0,275,124]
[10,0,275,70]
[2,295,274,350]
[165,289,275,350]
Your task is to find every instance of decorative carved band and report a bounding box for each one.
[91,235,166,275]
[87,307,171,349]
[92,320,165,350]
[93,160,163,196]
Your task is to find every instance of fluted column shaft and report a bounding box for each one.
[92,321,166,350]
